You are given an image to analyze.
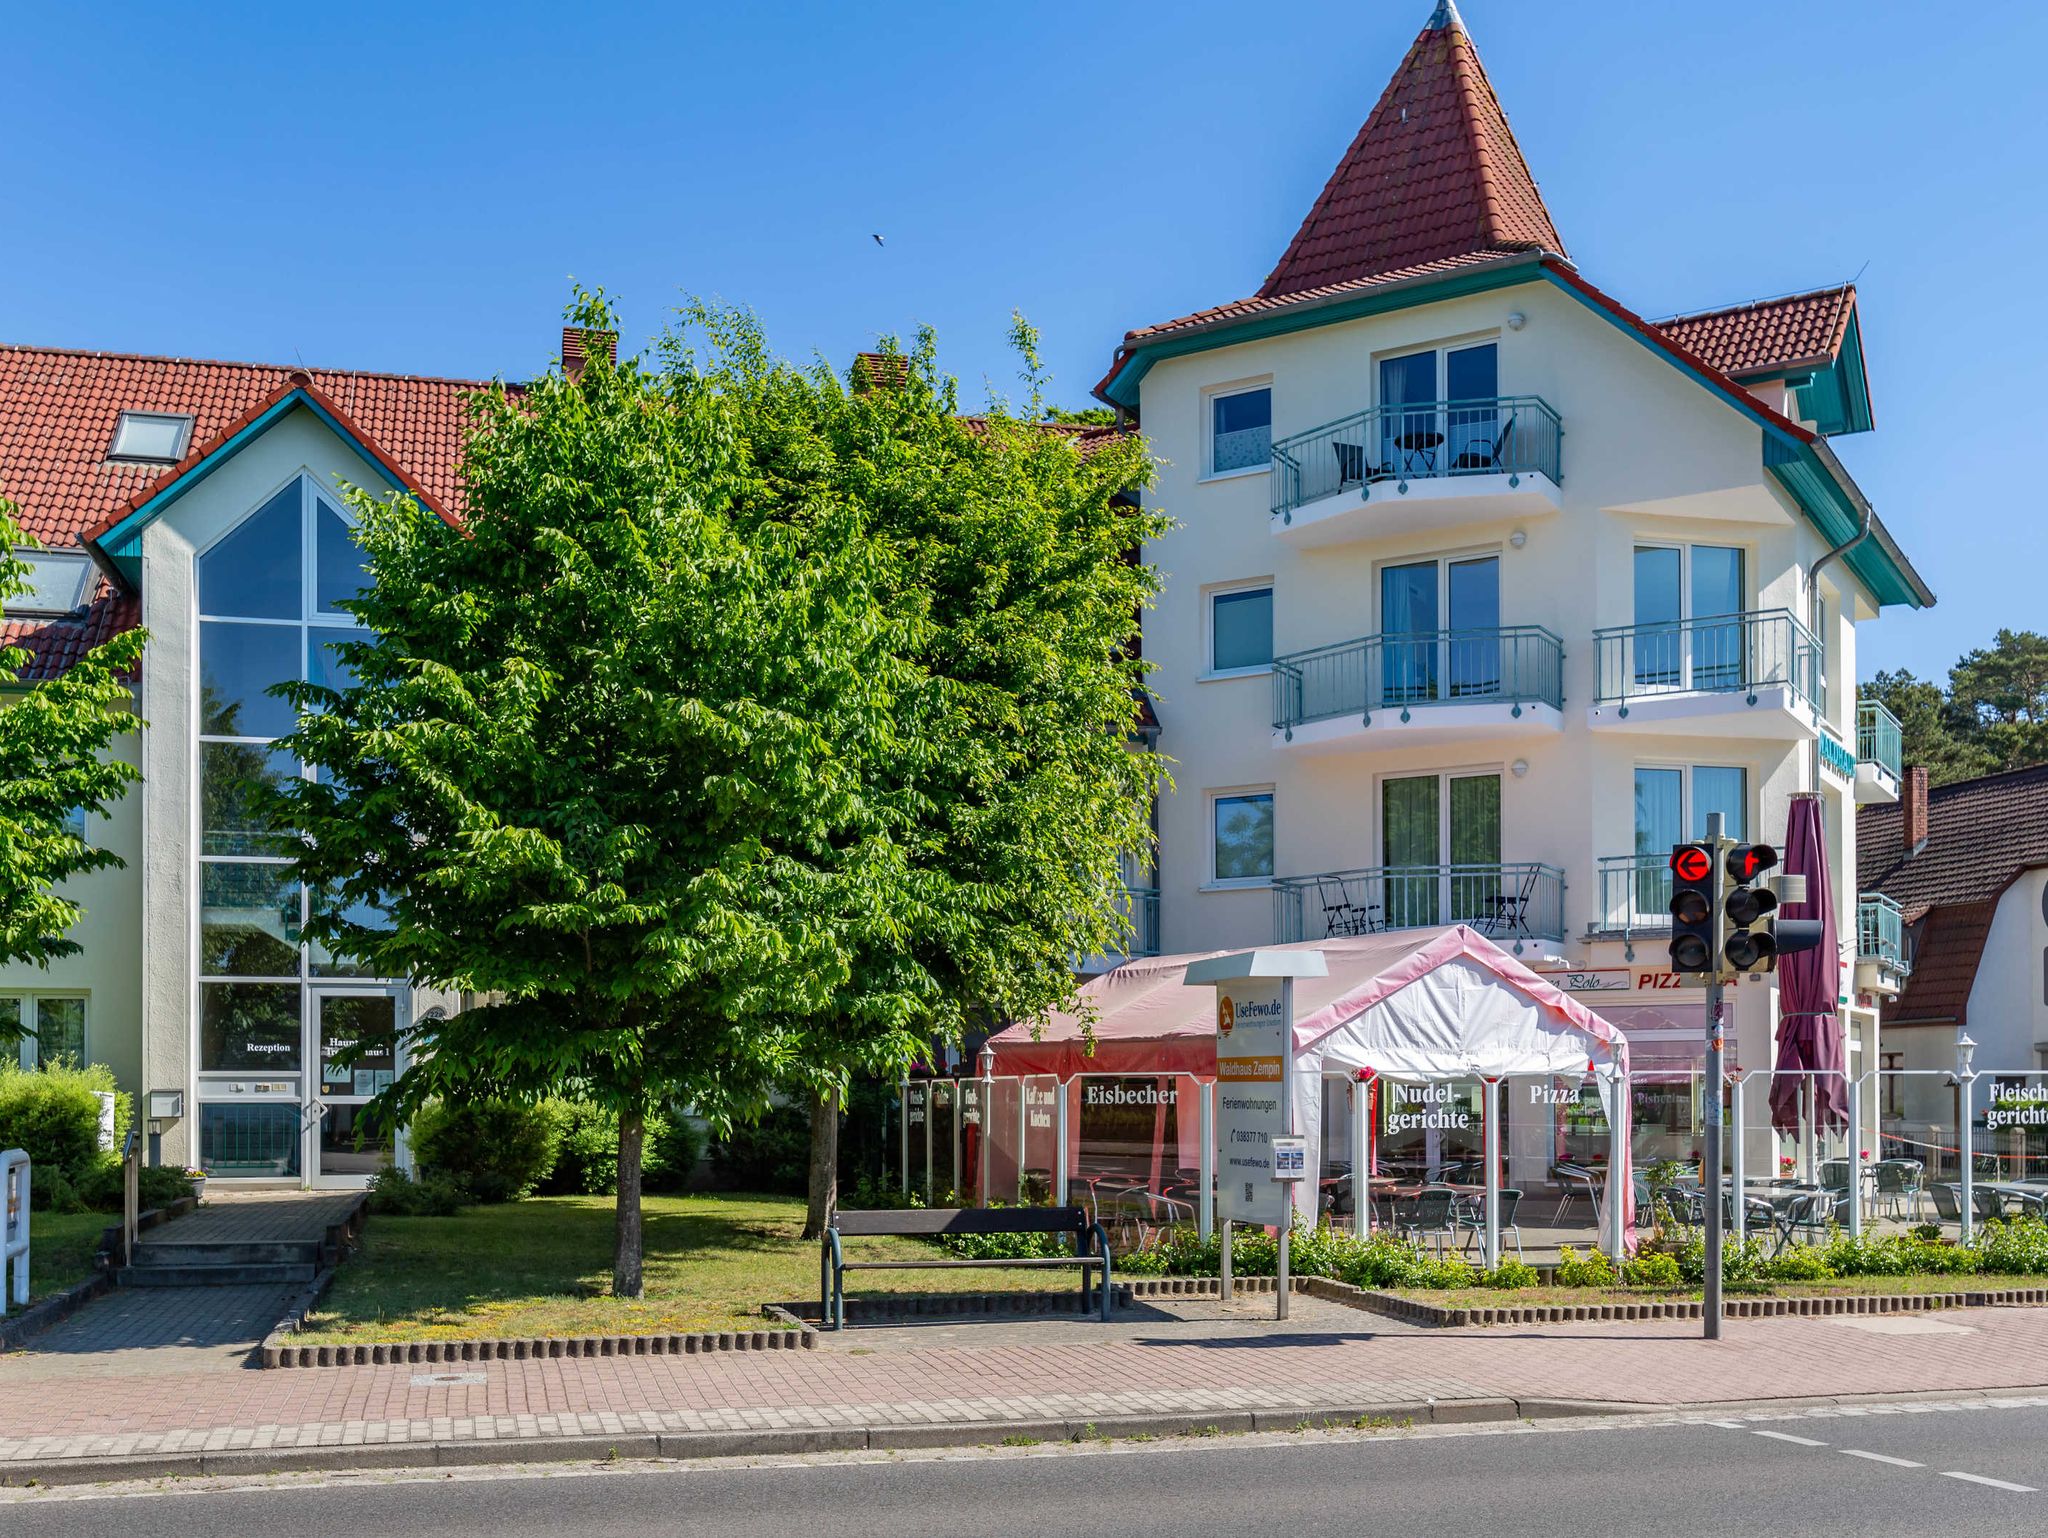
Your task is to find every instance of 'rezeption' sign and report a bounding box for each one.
[1215,976,1289,1226]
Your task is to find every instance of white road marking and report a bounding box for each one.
[1750,1430,1827,1446]
[1842,1450,1922,1468]
[1941,1471,2037,1493]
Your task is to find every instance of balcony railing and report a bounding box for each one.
[1122,885,1161,959]
[1593,608,1821,711]
[1274,863,1564,948]
[1270,396,1563,523]
[1590,853,1674,941]
[1857,892,1908,974]
[1271,626,1564,733]
[1857,699,1904,779]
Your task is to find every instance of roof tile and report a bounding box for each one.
[1653,286,1857,379]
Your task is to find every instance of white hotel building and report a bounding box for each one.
[1091,2,1931,1165]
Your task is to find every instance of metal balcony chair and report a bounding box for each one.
[1455,1187,1525,1260]
[1392,1189,1459,1258]
[1872,1159,1922,1221]
[1332,440,1367,489]
[1450,411,1517,473]
[1317,876,1379,937]
[1483,865,1542,940]
[1550,1161,1604,1226]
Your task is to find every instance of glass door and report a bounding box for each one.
[1382,556,1500,705]
[1447,556,1501,697]
[1380,561,1438,705]
[310,989,400,1183]
[1382,774,1441,928]
[1633,545,1683,690]
[1444,343,1499,470]
[1378,351,1439,478]
[1633,767,1682,923]
[1690,546,1745,691]
[1447,773,1502,924]
[1383,772,1501,929]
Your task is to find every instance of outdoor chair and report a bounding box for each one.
[1481,864,1542,940]
[1973,1185,2007,1223]
[1872,1159,1923,1221]
[1652,1186,1702,1228]
[1450,411,1517,473]
[1332,440,1367,488]
[1317,876,1378,937]
[1392,1189,1459,1257]
[1455,1187,1524,1260]
[1928,1182,1966,1230]
[1781,1187,1845,1251]
[1818,1159,1852,1194]
[1550,1162,1604,1226]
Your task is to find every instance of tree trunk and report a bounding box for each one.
[801,1089,839,1241]
[613,1107,646,1298]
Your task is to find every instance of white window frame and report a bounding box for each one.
[1371,333,1502,408]
[8,993,90,1069]
[1373,765,1503,869]
[1201,378,1273,483]
[1202,577,1274,679]
[1632,760,1751,844]
[9,547,96,616]
[1206,785,1276,890]
[107,410,194,464]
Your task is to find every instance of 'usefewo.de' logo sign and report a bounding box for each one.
[1218,996,1235,1037]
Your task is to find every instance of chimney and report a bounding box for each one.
[1903,765,1930,856]
[562,326,617,381]
[851,351,909,393]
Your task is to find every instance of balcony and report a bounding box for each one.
[1273,863,1565,953]
[1588,609,1822,739]
[1855,891,1910,996]
[1270,626,1564,751]
[1269,397,1563,546]
[1856,699,1904,804]
[1079,885,1160,975]
[1588,854,1672,957]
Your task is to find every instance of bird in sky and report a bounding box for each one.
[872,233,885,247]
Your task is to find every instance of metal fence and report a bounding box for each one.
[1857,698,1903,778]
[1857,893,1907,972]
[1271,626,1564,732]
[1269,396,1563,522]
[1590,853,1672,941]
[1592,608,1821,710]
[1273,863,1565,946]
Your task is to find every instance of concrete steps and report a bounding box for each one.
[106,1191,368,1290]
[117,1260,318,1287]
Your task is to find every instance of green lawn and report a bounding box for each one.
[299,1192,1080,1344]
[27,1211,107,1303]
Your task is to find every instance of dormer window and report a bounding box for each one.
[9,548,94,616]
[108,411,194,463]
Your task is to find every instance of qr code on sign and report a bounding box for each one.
[1244,1182,1254,1203]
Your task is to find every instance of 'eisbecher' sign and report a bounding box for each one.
[1215,976,1288,1226]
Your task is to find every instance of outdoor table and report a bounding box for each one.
[1395,429,1443,475]
[1974,1182,2047,1215]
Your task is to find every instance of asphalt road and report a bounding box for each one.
[9,1402,2048,1537]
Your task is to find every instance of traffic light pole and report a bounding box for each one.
[1702,811,1725,1342]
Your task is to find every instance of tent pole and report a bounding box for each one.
[1847,1071,1863,1238]
[1483,1076,1501,1271]
[1054,1080,1070,1208]
[1351,1076,1369,1236]
[1198,1081,1214,1241]
[1729,1074,1746,1245]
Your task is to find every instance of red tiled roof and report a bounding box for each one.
[1,588,139,683]
[1883,900,1996,1028]
[1258,2,1563,301]
[1653,286,1857,379]
[0,344,493,551]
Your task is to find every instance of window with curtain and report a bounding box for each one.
[1381,775,1440,928]
[1447,774,1502,923]
[1210,388,1271,474]
[6,996,88,1068]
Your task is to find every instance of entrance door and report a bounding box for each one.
[309,989,400,1183]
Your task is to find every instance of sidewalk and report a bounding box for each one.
[3,1295,2047,1482]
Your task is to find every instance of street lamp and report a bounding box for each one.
[1956,1030,1980,1242]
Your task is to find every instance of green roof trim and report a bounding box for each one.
[1764,436,1932,610]
[1096,256,1547,410]
[1791,309,1873,437]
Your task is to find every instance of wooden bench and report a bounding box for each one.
[821,1206,1113,1331]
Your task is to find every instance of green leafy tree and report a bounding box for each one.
[1949,629,2048,773]
[0,504,145,1049]
[666,306,1167,1235]
[1861,668,1992,788]
[269,293,912,1296]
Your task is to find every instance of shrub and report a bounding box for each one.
[409,1098,563,1203]
[937,1218,1067,1261]
[644,1112,705,1193]
[1974,1215,2048,1276]
[709,1101,810,1193]
[1759,1245,1834,1282]
[1911,1222,1944,1244]
[1621,1249,1683,1288]
[1484,1259,1541,1290]
[539,1100,618,1195]
[0,1061,128,1177]
[1673,1230,1766,1285]
[1555,1246,1615,1288]
[367,1162,467,1217]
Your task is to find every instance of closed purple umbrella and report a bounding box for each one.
[1769,795,1847,1134]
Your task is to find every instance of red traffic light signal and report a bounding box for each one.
[1725,843,1778,883]
[1670,845,1712,882]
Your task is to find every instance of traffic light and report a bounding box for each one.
[1667,843,1717,973]
[1719,843,1825,972]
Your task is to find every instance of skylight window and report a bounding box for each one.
[9,548,95,616]
[108,411,193,463]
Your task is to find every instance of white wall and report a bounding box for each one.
[1968,870,2048,1070]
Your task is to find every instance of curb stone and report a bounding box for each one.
[21,1387,2048,1488]
[0,1272,113,1353]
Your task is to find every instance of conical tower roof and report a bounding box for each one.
[1259,0,1564,300]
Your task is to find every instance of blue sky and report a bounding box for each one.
[7,1,2040,680]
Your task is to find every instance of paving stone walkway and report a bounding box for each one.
[2,1297,2047,1469]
